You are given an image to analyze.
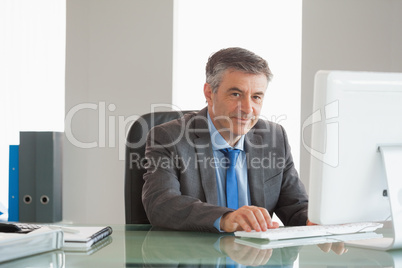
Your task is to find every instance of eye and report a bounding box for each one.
[232,92,240,97]
[253,95,263,102]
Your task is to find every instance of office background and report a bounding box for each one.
[65,0,304,225]
[2,0,402,225]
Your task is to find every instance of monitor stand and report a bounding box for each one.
[347,145,402,251]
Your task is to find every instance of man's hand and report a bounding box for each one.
[317,242,348,255]
[220,206,279,232]
[306,219,317,226]
[220,236,273,266]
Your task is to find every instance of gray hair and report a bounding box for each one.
[205,47,273,93]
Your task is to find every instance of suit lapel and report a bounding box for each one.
[193,108,218,205]
[245,131,266,207]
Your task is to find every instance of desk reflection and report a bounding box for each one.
[0,250,65,268]
[126,227,300,267]
[2,225,401,267]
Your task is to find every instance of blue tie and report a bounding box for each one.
[220,148,240,210]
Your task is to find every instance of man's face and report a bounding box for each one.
[204,69,268,143]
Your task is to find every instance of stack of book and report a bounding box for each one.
[0,227,64,263]
[0,224,113,263]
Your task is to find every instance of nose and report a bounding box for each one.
[239,97,253,116]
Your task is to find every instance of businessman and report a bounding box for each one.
[142,47,308,233]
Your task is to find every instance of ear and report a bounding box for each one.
[204,83,213,105]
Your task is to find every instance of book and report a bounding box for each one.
[62,226,113,250]
[0,227,64,263]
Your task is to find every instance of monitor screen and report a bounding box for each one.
[306,70,402,225]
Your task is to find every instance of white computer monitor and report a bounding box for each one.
[305,70,402,250]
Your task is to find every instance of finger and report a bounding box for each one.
[248,208,273,232]
[258,208,272,230]
[258,208,280,229]
[241,207,279,231]
[232,207,273,232]
[269,221,280,229]
[232,207,261,232]
[233,211,253,232]
[252,208,269,231]
[241,209,261,232]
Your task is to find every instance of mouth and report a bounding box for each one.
[232,116,255,124]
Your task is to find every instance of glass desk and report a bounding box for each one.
[1,224,402,267]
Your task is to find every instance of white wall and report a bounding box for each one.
[300,0,402,191]
[173,0,302,170]
[65,0,173,224]
[0,0,65,218]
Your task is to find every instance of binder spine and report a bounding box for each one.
[35,132,63,222]
[52,132,63,222]
[8,145,19,221]
[19,132,63,223]
[19,133,36,222]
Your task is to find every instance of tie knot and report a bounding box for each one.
[220,148,240,167]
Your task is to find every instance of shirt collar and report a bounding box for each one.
[207,111,245,152]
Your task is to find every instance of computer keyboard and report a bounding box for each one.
[14,223,42,233]
[0,222,80,234]
[235,232,383,249]
[234,222,383,241]
[0,222,42,233]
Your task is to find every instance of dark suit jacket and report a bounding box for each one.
[142,107,308,232]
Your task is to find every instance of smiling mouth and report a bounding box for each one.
[232,117,254,124]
